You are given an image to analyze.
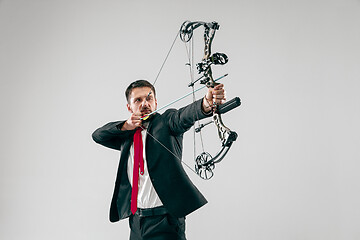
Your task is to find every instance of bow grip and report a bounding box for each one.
[217,97,241,114]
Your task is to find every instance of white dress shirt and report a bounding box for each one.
[127,124,163,209]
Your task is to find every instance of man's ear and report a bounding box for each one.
[127,103,133,113]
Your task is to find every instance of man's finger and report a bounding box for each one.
[214,83,224,90]
[213,94,225,99]
[131,113,142,120]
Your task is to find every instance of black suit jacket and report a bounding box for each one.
[92,99,209,222]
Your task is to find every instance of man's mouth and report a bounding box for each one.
[141,109,151,114]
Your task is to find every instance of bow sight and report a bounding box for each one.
[197,52,229,84]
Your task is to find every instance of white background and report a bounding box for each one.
[1,0,359,239]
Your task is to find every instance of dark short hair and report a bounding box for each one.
[125,80,156,103]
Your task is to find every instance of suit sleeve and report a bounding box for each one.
[165,98,212,135]
[92,121,133,151]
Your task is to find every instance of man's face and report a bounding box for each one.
[127,87,157,116]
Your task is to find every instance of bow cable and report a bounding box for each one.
[183,34,207,169]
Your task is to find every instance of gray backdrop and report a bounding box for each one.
[1,0,359,239]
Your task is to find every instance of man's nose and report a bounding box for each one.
[141,99,149,107]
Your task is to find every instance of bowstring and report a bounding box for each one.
[144,26,202,177]
[151,30,180,87]
[141,125,198,176]
[146,30,180,99]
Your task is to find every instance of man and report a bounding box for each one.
[92,80,226,239]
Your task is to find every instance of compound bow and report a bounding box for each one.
[179,21,240,179]
[144,21,241,180]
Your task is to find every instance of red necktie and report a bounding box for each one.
[131,128,144,214]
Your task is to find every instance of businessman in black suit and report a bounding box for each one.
[92,80,225,239]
